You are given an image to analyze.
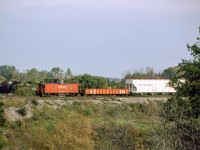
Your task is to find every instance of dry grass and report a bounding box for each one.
[2,96,163,150]
[7,108,94,150]
[3,97,28,108]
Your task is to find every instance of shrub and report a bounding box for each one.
[83,108,94,116]
[129,103,145,113]
[11,84,22,93]
[11,120,22,129]
[0,96,6,127]
[15,87,35,96]
[17,107,27,116]
[0,129,8,148]
[31,99,38,106]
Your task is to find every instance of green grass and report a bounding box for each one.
[1,96,163,150]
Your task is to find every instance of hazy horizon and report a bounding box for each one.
[0,0,199,78]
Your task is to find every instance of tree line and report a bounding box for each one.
[0,66,125,89]
[123,66,177,80]
[0,65,177,87]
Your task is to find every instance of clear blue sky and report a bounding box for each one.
[0,0,200,78]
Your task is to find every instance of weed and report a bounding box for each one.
[31,99,38,106]
[44,120,55,131]
[17,107,27,116]
[0,128,8,148]
[10,120,22,129]
[83,108,94,116]
[0,96,6,127]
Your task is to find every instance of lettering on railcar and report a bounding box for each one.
[58,85,68,89]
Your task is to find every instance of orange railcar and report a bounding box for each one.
[37,83,79,96]
[84,88,129,95]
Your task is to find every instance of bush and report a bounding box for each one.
[31,99,38,106]
[129,103,146,113]
[10,120,22,129]
[17,107,27,116]
[11,84,22,93]
[0,96,6,127]
[0,129,8,148]
[15,87,35,96]
[94,123,147,150]
[0,96,8,148]
[83,108,94,116]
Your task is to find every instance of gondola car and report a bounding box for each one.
[82,88,129,96]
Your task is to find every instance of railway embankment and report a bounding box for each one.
[4,97,167,121]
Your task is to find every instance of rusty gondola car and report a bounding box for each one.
[82,88,129,96]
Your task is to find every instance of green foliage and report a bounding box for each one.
[129,103,145,113]
[0,75,5,83]
[0,95,8,149]
[9,108,94,149]
[94,123,145,150]
[17,107,27,116]
[65,67,73,79]
[0,65,16,81]
[0,95,6,127]
[15,87,35,96]
[65,74,110,88]
[2,97,162,149]
[11,83,22,93]
[31,99,38,106]
[0,65,123,89]
[83,108,94,116]
[26,68,39,84]
[50,67,63,79]
[162,67,177,79]
[161,28,200,149]
[10,120,22,129]
[0,129,8,148]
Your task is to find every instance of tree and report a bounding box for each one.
[0,65,17,81]
[38,70,49,82]
[123,67,157,79]
[50,67,63,79]
[162,67,177,79]
[26,68,39,84]
[145,66,155,79]
[0,75,5,83]
[65,68,73,79]
[161,28,200,149]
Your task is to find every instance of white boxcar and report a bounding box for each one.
[125,79,176,93]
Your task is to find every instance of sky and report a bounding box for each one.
[0,0,200,78]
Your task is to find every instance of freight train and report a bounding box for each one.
[0,79,177,96]
[36,79,176,97]
[36,79,129,97]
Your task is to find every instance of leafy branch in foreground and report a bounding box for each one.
[161,27,200,150]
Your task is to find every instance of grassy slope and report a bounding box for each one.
[1,96,163,150]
